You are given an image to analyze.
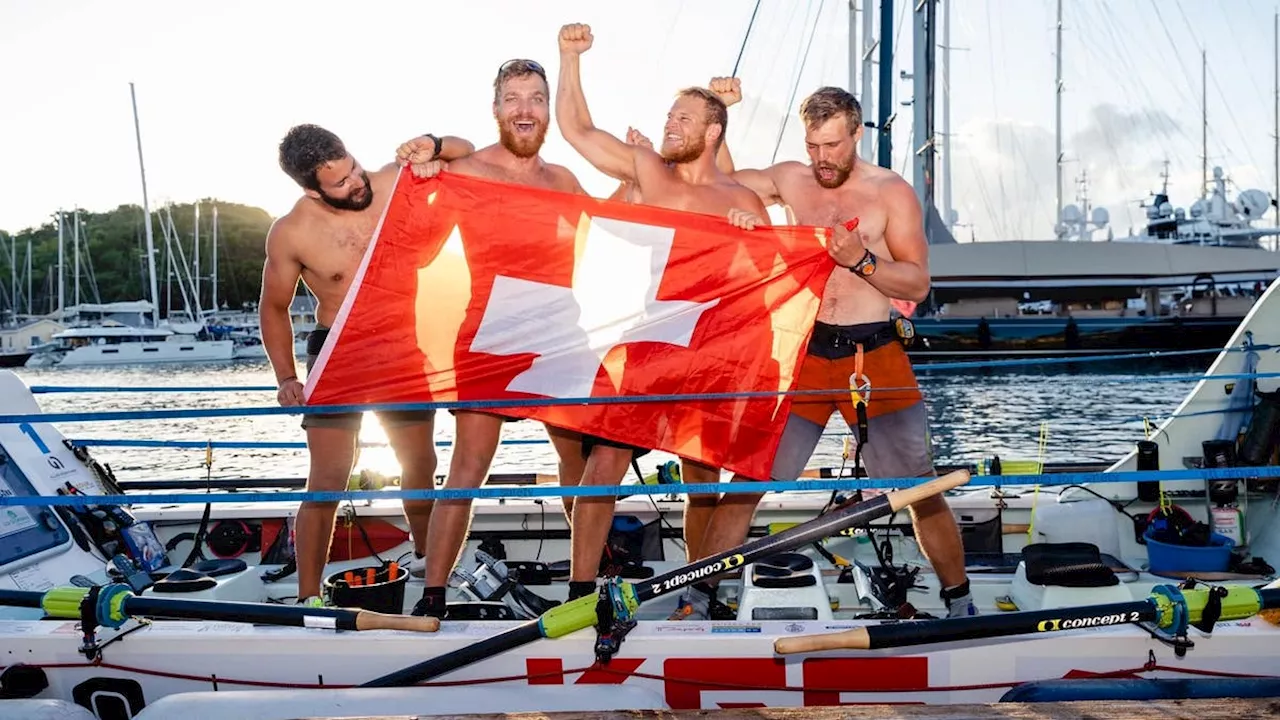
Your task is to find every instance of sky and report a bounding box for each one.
[2,0,1279,246]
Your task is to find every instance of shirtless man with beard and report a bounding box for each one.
[394,58,603,618]
[261,124,474,608]
[554,23,771,608]
[670,82,976,620]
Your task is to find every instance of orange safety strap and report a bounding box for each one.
[849,342,871,407]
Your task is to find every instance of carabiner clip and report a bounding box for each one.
[849,373,871,407]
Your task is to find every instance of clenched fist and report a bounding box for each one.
[396,135,439,167]
[708,77,742,107]
[559,23,593,54]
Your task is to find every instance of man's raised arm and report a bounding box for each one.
[706,76,783,207]
[556,23,640,183]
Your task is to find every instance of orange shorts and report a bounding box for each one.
[788,335,922,428]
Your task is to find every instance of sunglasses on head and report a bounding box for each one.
[497,59,546,80]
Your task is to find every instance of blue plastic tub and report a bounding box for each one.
[1144,528,1235,573]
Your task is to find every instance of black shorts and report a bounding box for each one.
[580,433,651,461]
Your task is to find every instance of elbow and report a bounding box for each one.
[908,283,931,304]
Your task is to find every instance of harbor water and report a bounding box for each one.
[6,357,1202,486]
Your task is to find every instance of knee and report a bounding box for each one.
[583,446,633,483]
[686,494,719,509]
[404,448,439,473]
[448,451,493,481]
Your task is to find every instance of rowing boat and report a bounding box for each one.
[2,276,1279,719]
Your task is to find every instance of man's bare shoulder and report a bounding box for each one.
[444,145,502,179]
[265,205,309,256]
[544,163,586,194]
[859,162,911,191]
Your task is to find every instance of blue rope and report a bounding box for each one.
[8,370,1280,426]
[23,344,1277,397]
[913,345,1273,373]
[63,403,1245,451]
[5,465,1279,507]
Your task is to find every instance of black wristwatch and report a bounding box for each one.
[423,133,442,160]
[849,249,877,277]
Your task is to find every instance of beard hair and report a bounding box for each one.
[812,152,856,189]
[498,117,548,159]
[661,133,708,164]
[318,172,373,211]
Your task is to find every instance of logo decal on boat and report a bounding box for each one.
[710,623,762,633]
[1036,611,1140,632]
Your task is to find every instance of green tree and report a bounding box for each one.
[3,200,274,317]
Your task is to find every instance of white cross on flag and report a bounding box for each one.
[307,171,834,480]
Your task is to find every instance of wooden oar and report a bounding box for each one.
[774,585,1280,654]
[0,587,438,633]
[360,469,971,687]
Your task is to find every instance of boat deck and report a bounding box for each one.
[310,697,1280,719]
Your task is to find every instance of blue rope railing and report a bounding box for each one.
[5,465,1279,508]
[54,403,1249,452]
[25,343,1275,398]
[6,370,1279,427]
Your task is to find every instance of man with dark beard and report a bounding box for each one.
[674,84,976,621]
[554,22,771,609]
[261,123,474,609]
[394,58,603,618]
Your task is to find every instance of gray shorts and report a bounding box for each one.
[300,333,434,432]
[769,400,935,481]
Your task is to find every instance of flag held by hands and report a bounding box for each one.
[305,170,834,480]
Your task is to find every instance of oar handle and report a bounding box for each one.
[354,610,440,633]
[774,627,870,655]
[886,469,971,512]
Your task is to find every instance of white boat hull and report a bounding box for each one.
[2,614,1276,717]
[56,340,235,366]
[2,276,1280,718]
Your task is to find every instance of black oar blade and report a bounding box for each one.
[361,619,544,687]
[363,470,971,687]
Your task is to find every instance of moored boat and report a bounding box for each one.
[1,278,1279,719]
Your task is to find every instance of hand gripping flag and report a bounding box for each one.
[305,170,835,480]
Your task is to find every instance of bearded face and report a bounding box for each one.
[660,95,715,164]
[804,116,859,189]
[494,74,550,159]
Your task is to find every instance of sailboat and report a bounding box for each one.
[24,86,235,368]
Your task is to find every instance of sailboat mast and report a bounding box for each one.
[193,202,200,318]
[73,210,81,308]
[211,205,219,313]
[7,234,14,319]
[877,0,894,168]
[56,211,64,320]
[130,82,161,328]
[1054,0,1064,239]
[860,0,876,161]
[912,0,937,210]
[941,0,952,231]
[1274,11,1278,231]
[1201,50,1208,198]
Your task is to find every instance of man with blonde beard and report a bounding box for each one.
[395,58,596,618]
[554,23,770,611]
[672,82,976,620]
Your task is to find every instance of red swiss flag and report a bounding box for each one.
[305,169,834,480]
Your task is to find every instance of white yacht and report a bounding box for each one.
[32,325,233,366]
